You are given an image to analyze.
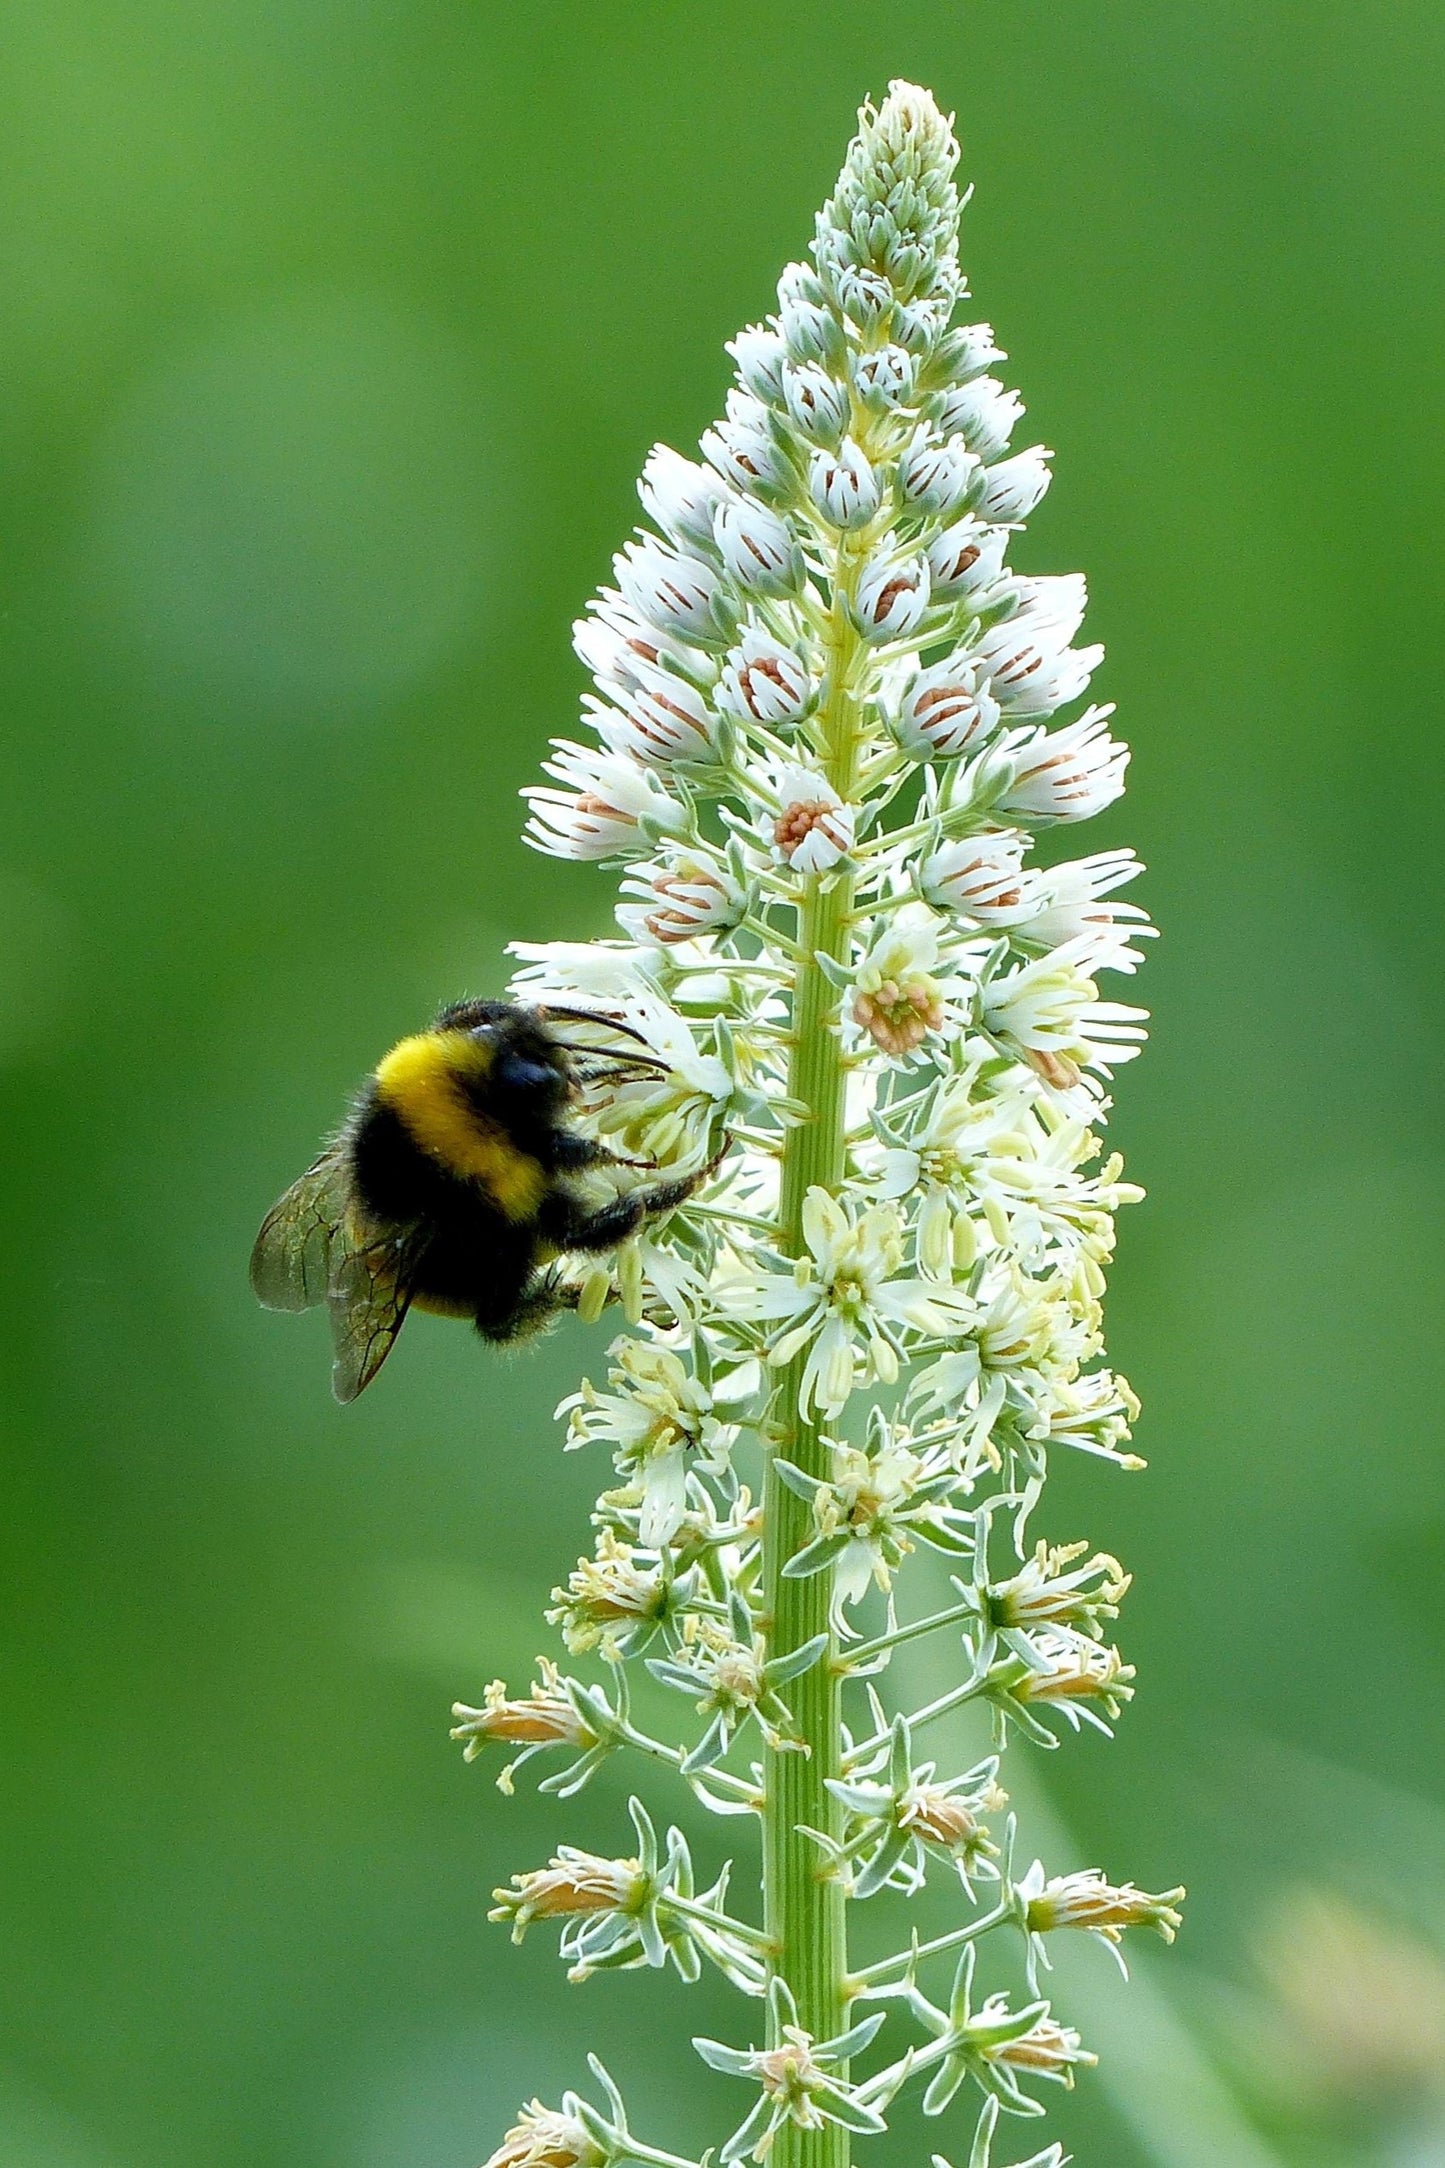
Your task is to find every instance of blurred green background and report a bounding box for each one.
[4,4,1444,2165]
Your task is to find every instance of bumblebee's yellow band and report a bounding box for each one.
[374,1032,546,1221]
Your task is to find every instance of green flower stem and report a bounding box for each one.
[842,1670,990,1768]
[761,550,865,2168]
[663,1894,776,1951]
[841,1599,978,1666]
[849,1901,1011,1989]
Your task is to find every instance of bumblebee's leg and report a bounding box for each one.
[551,1131,656,1175]
[538,1163,712,1255]
[473,1265,577,1345]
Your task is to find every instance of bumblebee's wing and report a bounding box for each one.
[250,1148,350,1312]
[326,1219,425,1405]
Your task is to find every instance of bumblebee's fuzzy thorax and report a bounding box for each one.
[372,1029,546,1221]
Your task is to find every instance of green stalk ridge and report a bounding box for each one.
[762,568,864,2168]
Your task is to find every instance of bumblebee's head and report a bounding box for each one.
[431,998,671,1103]
[429,999,572,1112]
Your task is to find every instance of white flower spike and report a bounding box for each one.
[471,79,1181,2168]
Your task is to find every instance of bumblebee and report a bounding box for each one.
[251,999,713,1402]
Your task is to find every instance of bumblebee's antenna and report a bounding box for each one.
[539,1004,658,1048]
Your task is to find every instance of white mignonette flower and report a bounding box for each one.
[713,497,804,598]
[999,706,1130,823]
[560,1337,733,1547]
[897,429,980,520]
[770,763,855,874]
[990,1540,1131,1634]
[927,516,1009,599]
[616,534,732,643]
[1038,1367,1144,1468]
[618,850,749,947]
[695,1985,887,2165]
[819,1438,933,1604]
[851,904,954,1057]
[982,940,1149,1088]
[977,2004,1096,2086]
[807,438,881,531]
[919,830,1031,920]
[852,551,931,642]
[723,1188,976,1419]
[1001,1630,1136,1733]
[890,651,1003,759]
[482,2101,605,2168]
[975,443,1053,522]
[975,575,1102,720]
[450,1657,600,1774]
[781,361,850,447]
[492,1848,641,1938]
[935,375,1026,462]
[638,443,732,551]
[1019,848,1155,971]
[522,741,687,861]
[1019,1861,1184,1943]
[547,1529,675,1655]
[717,626,814,726]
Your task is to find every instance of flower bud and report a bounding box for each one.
[779,294,842,367]
[713,498,804,597]
[616,536,731,642]
[522,741,687,860]
[573,594,705,701]
[851,342,918,409]
[781,362,850,447]
[975,444,1053,522]
[890,653,1001,758]
[620,851,748,945]
[727,323,788,404]
[974,576,1099,719]
[927,517,1009,598]
[831,264,895,335]
[718,627,814,725]
[934,376,1025,461]
[919,831,1029,918]
[596,667,717,766]
[890,293,951,356]
[898,430,979,519]
[999,707,1129,823]
[807,438,880,531]
[928,320,1006,385]
[851,552,930,641]
[701,389,792,497]
[638,444,730,550]
[776,258,827,312]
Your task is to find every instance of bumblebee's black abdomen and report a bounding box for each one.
[348,1089,548,1335]
[349,1094,462,1226]
[410,1200,541,1326]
